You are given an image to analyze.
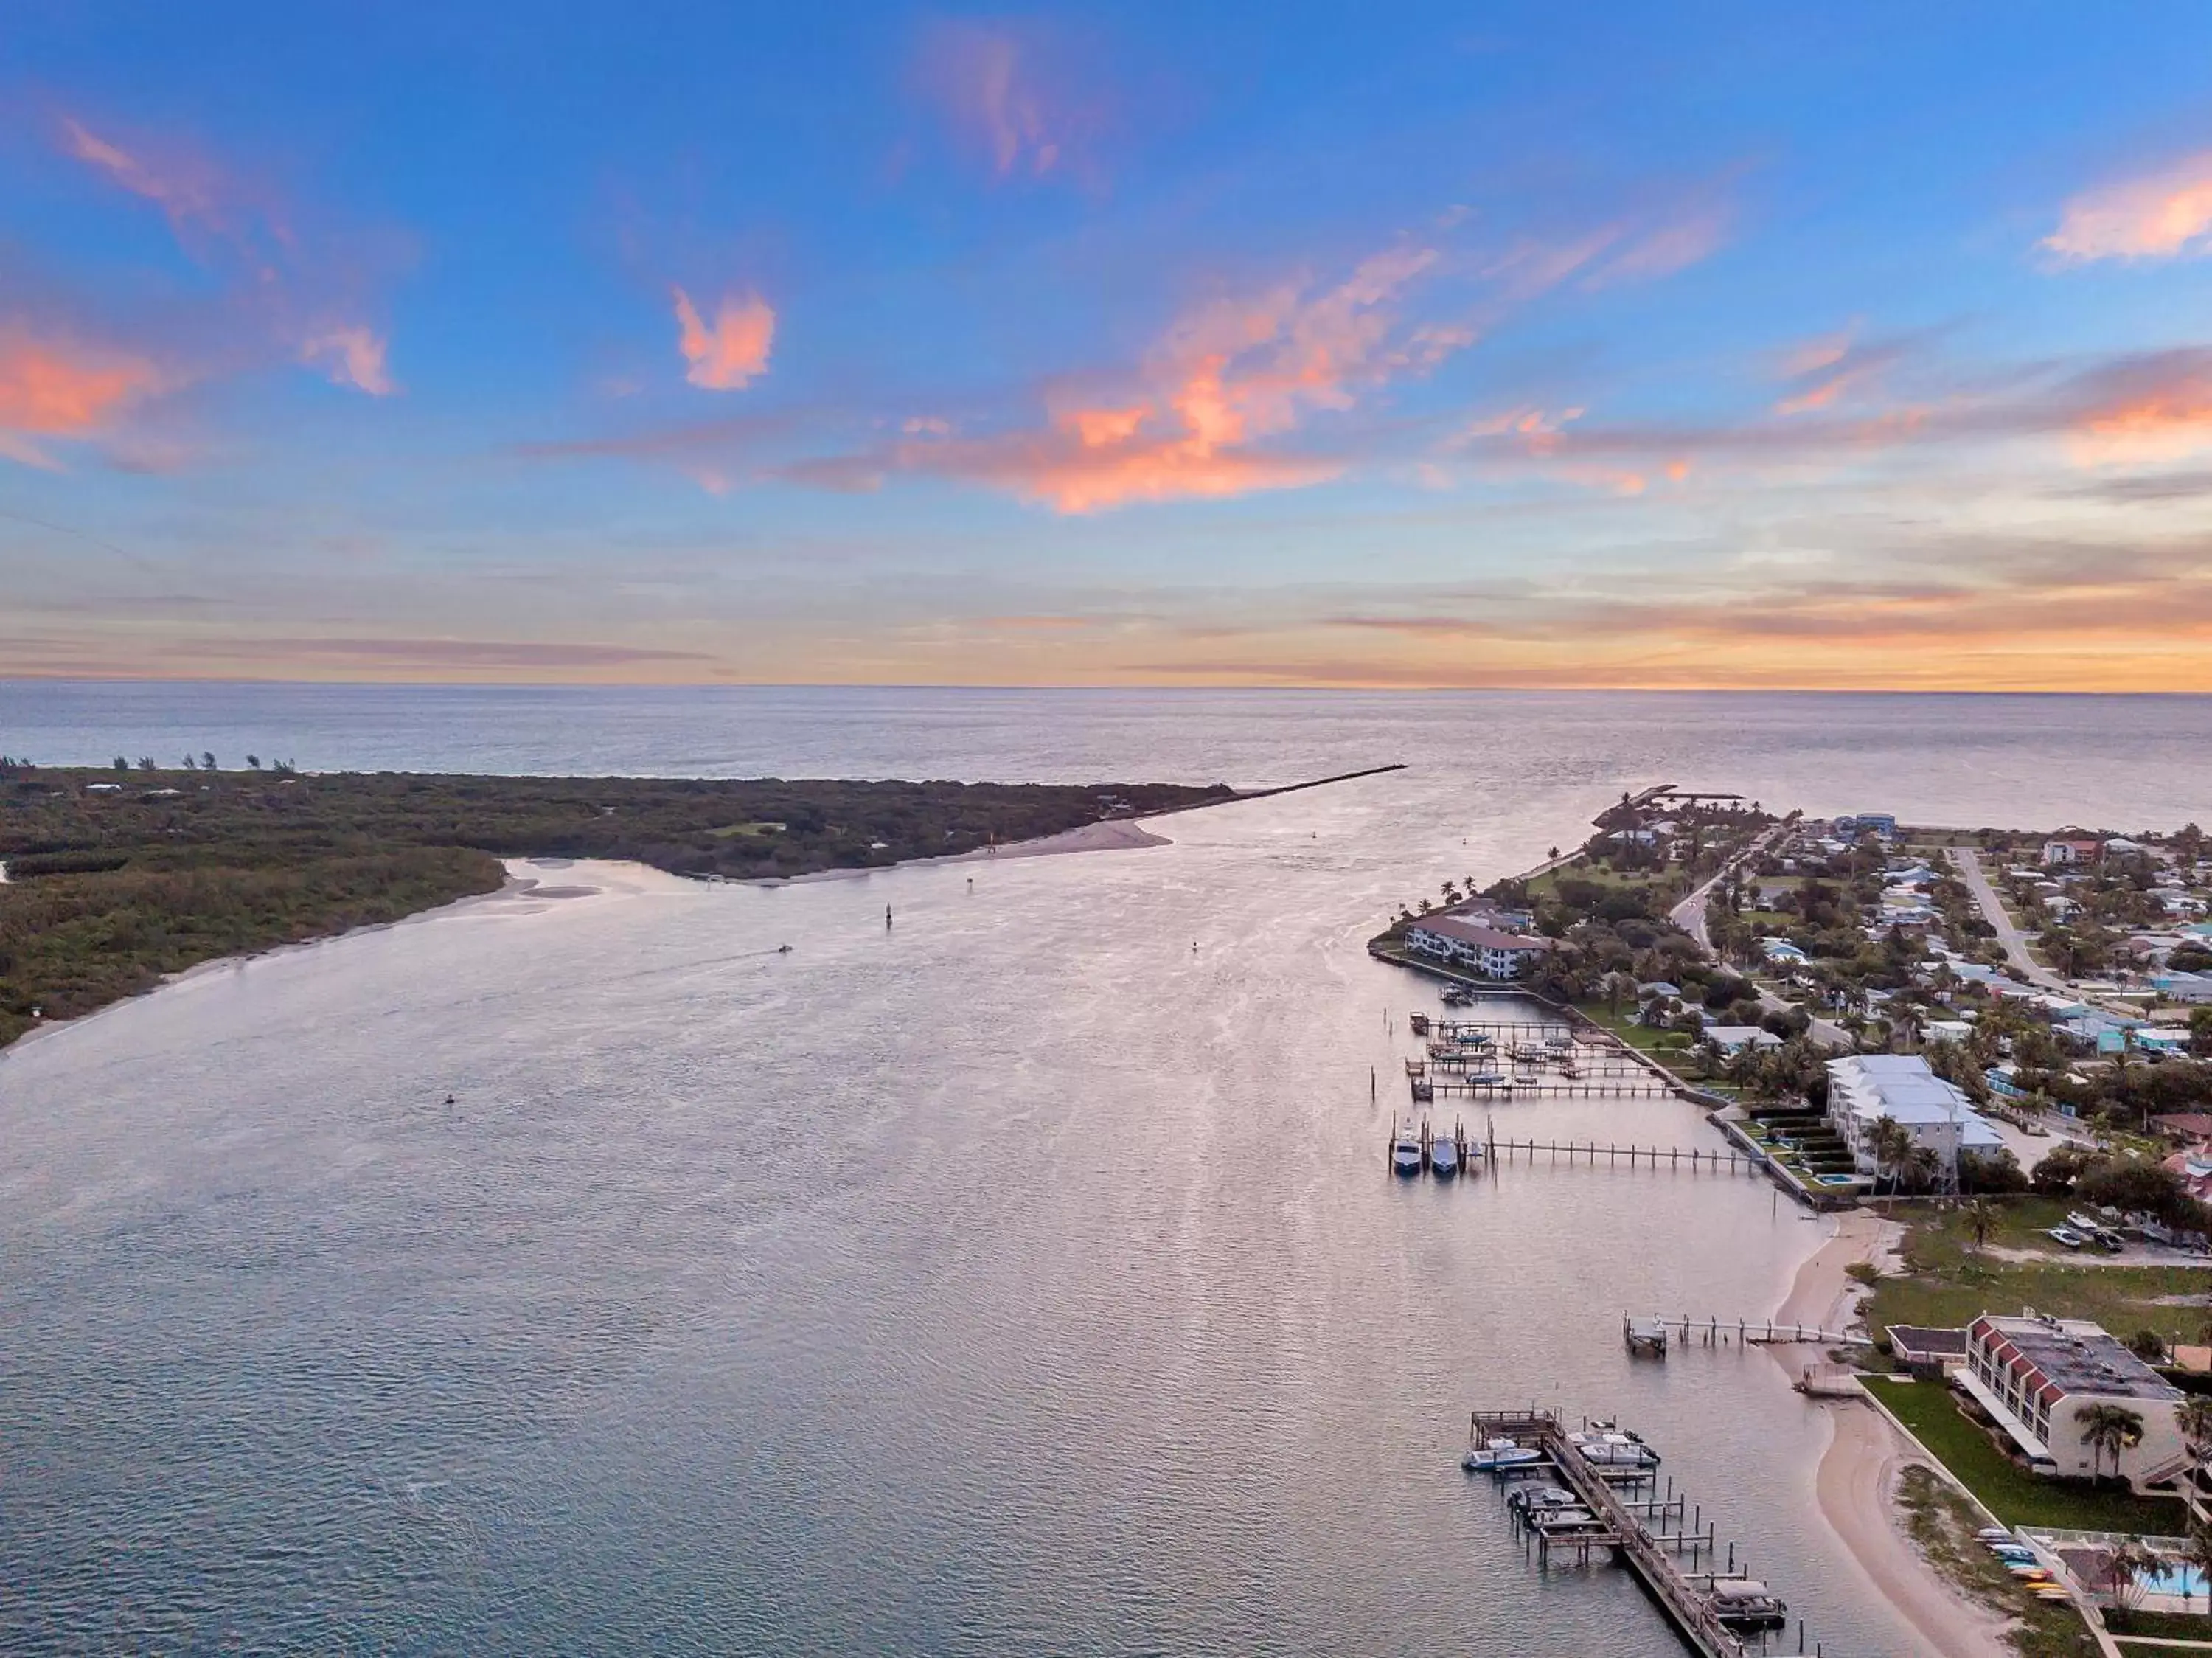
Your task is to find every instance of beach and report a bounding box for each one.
[1775,1212,2014,1658]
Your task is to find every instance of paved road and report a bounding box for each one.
[1950,846,2067,992]
[1668,825,1785,950]
[1666,826,1854,1050]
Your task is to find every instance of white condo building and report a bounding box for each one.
[1825,1054,2006,1182]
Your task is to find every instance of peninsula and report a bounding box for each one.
[0,761,1354,1050]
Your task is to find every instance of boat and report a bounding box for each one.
[1568,1430,1661,1468]
[1705,1578,1789,1632]
[1464,1070,1507,1086]
[1506,1485,1578,1515]
[1430,1137,1460,1179]
[1392,1130,1423,1177]
[1463,1437,1545,1471]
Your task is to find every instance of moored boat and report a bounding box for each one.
[1430,1137,1459,1179]
[1568,1430,1661,1468]
[1392,1131,1423,1177]
[1463,1437,1544,1471]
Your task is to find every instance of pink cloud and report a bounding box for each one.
[2045,152,2212,261]
[0,326,166,469]
[914,20,1102,184]
[54,112,399,401]
[299,326,396,396]
[672,287,776,391]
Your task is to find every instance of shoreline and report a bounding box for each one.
[0,811,1180,1058]
[1772,1213,2015,1658]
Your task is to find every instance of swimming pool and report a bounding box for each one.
[2138,1562,2210,1598]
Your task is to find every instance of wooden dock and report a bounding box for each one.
[1468,1410,1812,1658]
[1489,1137,1760,1173]
[1628,1314,1871,1348]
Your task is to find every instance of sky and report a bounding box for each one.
[8,2,2212,690]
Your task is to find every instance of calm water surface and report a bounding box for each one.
[4,685,2211,1654]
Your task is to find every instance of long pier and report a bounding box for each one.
[1469,1410,1809,1658]
[1489,1137,1760,1174]
[1629,1314,1871,1348]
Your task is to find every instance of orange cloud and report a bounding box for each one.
[0,328,164,468]
[919,242,1461,512]
[299,326,396,396]
[672,288,776,391]
[2044,152,2212,261]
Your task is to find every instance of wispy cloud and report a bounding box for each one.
[913,19,1106,185]
[54,111,400,400]
[672,287,776,390]
[299,326,397,397]
[2044,151,2212,262]
[891,241,1465,511]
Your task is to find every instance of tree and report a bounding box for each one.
[181,754,197,770]
[1962,1199,1997,1253]
[111,755,128,771]
[2076,1401,2147,1482]
[246,754,261,769]
[2185,1522,2212,1614]
[2129,1328,2167,1363]
[2193,1007,2212,1061]
[135,756,156,770]
[2176,1397,2212,1463]
[2098,1536,2154,1614]
[1869,1115,1915,1196]
[201,751,216,771]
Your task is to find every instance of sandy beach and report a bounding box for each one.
[1773,1212,2014,1658]
[757,813,1172,884]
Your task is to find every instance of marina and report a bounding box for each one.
[1465,1410,1823,1658]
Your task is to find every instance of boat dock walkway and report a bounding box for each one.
[1492,1137,1760,1173]
[1469,1410,1821,1658]
[1628,1314,1871,1348]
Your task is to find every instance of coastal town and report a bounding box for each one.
[1374,790,2212,1656]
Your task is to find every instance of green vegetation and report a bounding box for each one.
[1869,1378,2188,1533]
[0,764,1238,1048]
[1867,1199,2212,1355]
[2105,1606,2212,1638]
[1893,1465,2099,1658]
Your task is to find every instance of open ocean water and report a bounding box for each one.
[2,683,2210,1655]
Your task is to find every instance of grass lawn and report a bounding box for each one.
[1893,1466,2100,1658]
[1868,1378,2188,1534]
[1866,1198,2212,1354]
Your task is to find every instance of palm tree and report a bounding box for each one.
[2076,1401,2148,1482]
[1869,1114,1914,1196]
[2178,1397,2212,1463]
[2099,1536,2154,1614]
[2185,1522,2212,1612]
[1962,1199,1997,1254]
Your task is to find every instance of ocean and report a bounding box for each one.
[2,683,2208,1654]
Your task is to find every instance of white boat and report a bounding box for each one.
[1568,1430,1661,1468]
[1430,1137,1460,1179]
[1463,1437,1544,1471]
[1392,1133,1423,1177]
[1507,1485,1578,1514]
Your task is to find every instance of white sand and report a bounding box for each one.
[1772,1211,2014,1658]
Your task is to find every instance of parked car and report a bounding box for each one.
[2047,1227,2087,1249]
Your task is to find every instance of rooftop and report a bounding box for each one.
[1971,1314,2183,1404]
[1408,916,1554,951]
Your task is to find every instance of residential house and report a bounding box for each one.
[1702,1025,1783,1056]
[2042,836,2104,866]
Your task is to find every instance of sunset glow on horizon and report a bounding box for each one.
[8,4,2212,691]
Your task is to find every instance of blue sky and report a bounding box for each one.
[7,1,2212,687]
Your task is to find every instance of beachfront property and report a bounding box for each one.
[1824,1054,2005,1182]
[1402,916,1557,981]
[1960,1314,2188,1490]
